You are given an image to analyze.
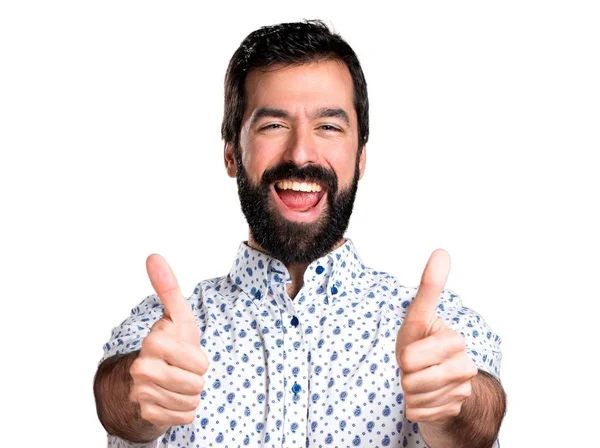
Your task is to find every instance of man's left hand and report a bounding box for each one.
[395,249,478,424]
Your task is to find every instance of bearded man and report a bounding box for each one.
[94,20,506,448]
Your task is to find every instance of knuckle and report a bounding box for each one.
[171,393,187,410]
[469,363,479,377]
[192,381,203,395]
[462,381,473,398]
[405,394,421,409]
[450,356,474,382]
[188,375,204,395]
[128,389,138,403]
[129,359,141,377]
[184,411,196,424]
[405,408,421,422]
[198,350,210,374]
[142,333,166,355]
[130,359,153,382]
[197,375,205,392]
[129,359,147,379]
[191,394,201,409]
[139,404,158,424]
[459,358,478,380]
[452,382,471,401]
[175,393,200,411]
[450,403,463,417]
[400,376,412,393]
[458,382,471,400]
[398,348,416,372]
[135,387,154,404]
[173,411,195,426]
[452,333,466,351]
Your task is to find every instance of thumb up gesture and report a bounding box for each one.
[129,254,209,429]
[396,249,478,423]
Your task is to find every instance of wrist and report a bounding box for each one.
[418,418,454,446]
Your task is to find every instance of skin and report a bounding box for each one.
[114,59,502,446]
[220,60,487,443]
[127,254,209,435]
[396,249,481,444]
[129,249,485,446]
[224,60,366,297]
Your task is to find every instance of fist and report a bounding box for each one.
[129,254,209,428]
[396,249,478,423]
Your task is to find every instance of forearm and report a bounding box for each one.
[93,351,168,443]
[419,370,506,448]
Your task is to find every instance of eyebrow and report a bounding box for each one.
[249,107,351,128]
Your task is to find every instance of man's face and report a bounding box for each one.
[225,60,366,264]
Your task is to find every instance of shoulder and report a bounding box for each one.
[189,272,246,309]
[360,265,470,318]
[359,265,416,300]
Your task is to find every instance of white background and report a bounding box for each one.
[1,1,598,446]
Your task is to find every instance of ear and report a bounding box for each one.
[358,145,367,180]
[224,142,237,178]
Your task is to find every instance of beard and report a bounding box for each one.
[235,149,361,265]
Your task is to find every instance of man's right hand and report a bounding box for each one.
[129,254,209,430]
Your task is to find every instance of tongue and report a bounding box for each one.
[277,189,321,210]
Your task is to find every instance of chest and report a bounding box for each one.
[164,293,424,447]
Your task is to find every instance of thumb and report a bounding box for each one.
[146,254,196,330]
[398,248,450,347]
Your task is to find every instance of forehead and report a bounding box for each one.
[243,60,356,121]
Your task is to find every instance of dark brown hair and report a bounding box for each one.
[221,19,369,156]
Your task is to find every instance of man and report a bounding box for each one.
[94,20,506,447]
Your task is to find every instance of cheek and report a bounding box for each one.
[241,142,276,184]
[330,153,359,189]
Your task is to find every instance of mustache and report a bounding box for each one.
[261,161,338,192]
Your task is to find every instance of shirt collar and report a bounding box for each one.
[227,238,365,305]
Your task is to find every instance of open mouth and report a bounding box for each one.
[271,179,328,221]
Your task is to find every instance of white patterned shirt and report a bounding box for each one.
[101,238,502,447]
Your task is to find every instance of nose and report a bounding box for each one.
[282,121,319,167]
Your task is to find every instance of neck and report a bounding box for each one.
[247,233,346,300]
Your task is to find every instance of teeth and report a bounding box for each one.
[276,180,323,192]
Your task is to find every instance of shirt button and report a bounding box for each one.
[292,382,302,394]
[290,315,299,327]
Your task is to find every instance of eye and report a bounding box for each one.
[260,123,285,131]
[319,124,342,132]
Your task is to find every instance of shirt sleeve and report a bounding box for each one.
[98,294,168,446]
[100,293,165,363]
[437,288,503,381]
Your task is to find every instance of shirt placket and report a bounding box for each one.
[268,284,308,447]
[250,287,285,448]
